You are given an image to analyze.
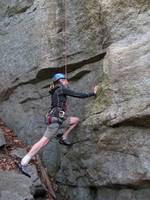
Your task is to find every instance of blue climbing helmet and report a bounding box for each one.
[52,73,66,82]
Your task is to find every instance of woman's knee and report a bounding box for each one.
[75,117,80,124]
[39,136,49,146]
[70,117,80,125]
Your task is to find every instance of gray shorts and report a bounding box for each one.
[43,117,70,139]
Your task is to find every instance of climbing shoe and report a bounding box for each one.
[18,163,31,178]
[55,132,63,139]
[59,138,72,146]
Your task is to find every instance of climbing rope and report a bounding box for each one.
[64,0,68,78]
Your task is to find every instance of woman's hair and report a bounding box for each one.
[49,80,61,93]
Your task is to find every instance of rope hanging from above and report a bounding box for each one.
[64,0,68,78]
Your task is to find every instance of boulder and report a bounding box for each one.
[0,171,33,200]
[10,148,27,158]
[90,32,150,127]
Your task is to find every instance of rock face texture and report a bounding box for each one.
[0,0,150,200]
[0,128,6,147]
[0,171,33,200]
[0,122,47,200]
[0,0,104,142]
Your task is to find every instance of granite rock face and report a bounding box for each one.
[0,0,104,143]
[0,171,33,200]
[0,0,150,200]
[56,1,150,200]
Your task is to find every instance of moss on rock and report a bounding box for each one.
[91,72,112,114]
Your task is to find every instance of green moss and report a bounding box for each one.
[126,84,137,99]
[0,3,7,14]
[7,6,27,17]
[4,1,33,17]
[92,73,112,114]
[137,0,150,4]
[136,0,150,12]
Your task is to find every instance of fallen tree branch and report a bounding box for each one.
[36,155,56,200]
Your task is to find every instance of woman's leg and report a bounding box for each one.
[21,122,59,166]
[21,136,49,166]
[62,117,80,140]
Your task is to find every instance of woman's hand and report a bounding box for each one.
[93,85,100,95]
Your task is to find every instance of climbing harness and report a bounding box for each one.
[58,110,65,119]
[45,109,65,126]
[45,113,59,125]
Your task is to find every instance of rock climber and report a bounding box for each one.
[20,73,99,177]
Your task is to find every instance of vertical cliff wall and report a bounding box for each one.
[0,0,150,199]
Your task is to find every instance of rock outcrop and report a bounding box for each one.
[55,1,150,199]
[0,121,48,200]
[0,171,33,200]
[0,0,150,200]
